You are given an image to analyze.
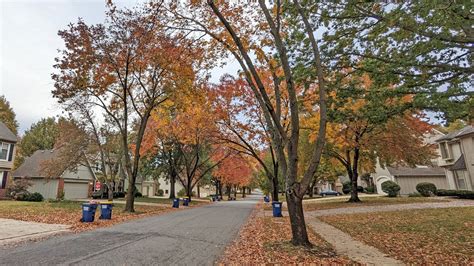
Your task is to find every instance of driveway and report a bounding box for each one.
[0,195,258,265]
[0,219,70,246]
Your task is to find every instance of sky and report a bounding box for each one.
[0,0,240,134]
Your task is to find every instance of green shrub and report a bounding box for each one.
[27,192,44,202]
[14,191,31,201]
[416,182,437,197]
[408,192,423,197]
[177,188,186,197]
[457,190,474,199]
[357,186,364,192]
[381,180,400,197]
[6,178,32,199]
[365,186,375,194]
[157,189,164,196]
[436,189,459,196]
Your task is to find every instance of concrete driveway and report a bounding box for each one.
[0,195,259,265]
[0,219,70,246]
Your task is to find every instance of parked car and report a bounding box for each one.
[320,190,341,197]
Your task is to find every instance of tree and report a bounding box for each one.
[214,153,253,199]
[318,1,473,123]
[15,117,59,168]
[167,1,328,246]
[52,4,195,212]
[0,95,18,135]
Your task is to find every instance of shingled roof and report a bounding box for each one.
[386,166,445,177]
[0,122,17,143]
[436,125,474,142]
[12,150,61,178]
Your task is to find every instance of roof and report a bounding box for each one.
[0,122,17,143]
[450,155,466,171]
[12,150,61,178]
[436,125,474,142]
[387,166,446,177]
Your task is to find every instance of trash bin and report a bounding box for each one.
[271,201,283,217]
[183,198,189,206]
[172,198,179,208]
[81,203,97,222]
[264,196,270,203]
[99,203,113,220]
[212,195,216,202]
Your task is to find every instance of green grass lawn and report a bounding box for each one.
[320,207,474,264]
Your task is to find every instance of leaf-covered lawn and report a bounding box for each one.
[220,204,355,265]
[321,207,474,264]
[302,196,446,211]
[0,200,173,232]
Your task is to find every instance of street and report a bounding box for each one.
[0,195,259,265]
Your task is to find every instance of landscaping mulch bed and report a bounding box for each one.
[321,207,474,265]
[219,203,355,265]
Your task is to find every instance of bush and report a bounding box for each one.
[14,191,31,201]
[157,189,164,196]
[113,191,125,198]
[381,180,400,197]
[357,186,364,193]
[27,192,44,202]
[6,178,32,199]
[365,186,375,194]
[135,191,143,197]
[416,182,437,197]
[408,192,423,197]
[436,189,458,196]
[177,188,186,197]
[457,190,474,199]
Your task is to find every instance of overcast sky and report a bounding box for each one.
[0,0,239,134]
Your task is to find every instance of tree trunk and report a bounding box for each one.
[272,175,279,202]
[186,177,192,201]
[242,186,246,198]
[286,193,312,246]
[169,173,176,199]
[308,182,314,198]
[215,181,219,196]
[107,181,114,200]
[125,182,135,211]
[348,146,361,203]
[219,183,223,198]
[226,185,231,198]
[197,184,200,198]
[233,186,237,198]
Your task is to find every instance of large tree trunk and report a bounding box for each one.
[348,146,361,203]
[107,181,114,200]
[197,184,200,198]
[271,174,279,202]
[186,177,192,201]
[286,193,311,246]
[242,186,246,198]
[233,185,237,198]
[169,172,176,199]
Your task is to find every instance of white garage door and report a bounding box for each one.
[64,182,89,199]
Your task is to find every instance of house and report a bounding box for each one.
[0,122,17,198]
[12,149,94,199]
[372,128,449,195]
[156,175,214,198]
[436,125,474,191]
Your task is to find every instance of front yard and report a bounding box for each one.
[220,204,355,264]
[0,200,173,232]
[321,207,474,264]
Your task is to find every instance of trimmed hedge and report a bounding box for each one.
[27,192,44,202]
[381,180,400,197]
[436,189,474,199]
[416,182,437,197]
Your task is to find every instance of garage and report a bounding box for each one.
[387,166,448,195]
[64,180,89,199]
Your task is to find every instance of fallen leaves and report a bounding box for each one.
[321,207,474,265]
[219,203,354,265]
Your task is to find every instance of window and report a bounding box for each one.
[439,142,452,160]
[455,170,468,190]
[0,143,9,161]
[165,190,169,194]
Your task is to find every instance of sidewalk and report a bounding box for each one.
[0,218,70,246]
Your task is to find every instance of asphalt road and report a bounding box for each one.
[0,194,259,266]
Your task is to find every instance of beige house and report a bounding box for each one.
[372,129,449,195]
[436,125,474,191]
[13,149,94,199]
[0,122,17,198]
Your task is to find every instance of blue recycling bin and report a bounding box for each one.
[81,203,97,222]
[212,195,216,202]
[172,198,179,208]
[99,203,113,220]
[264,196,270,203]
[183,198,189,206]
[271,201,283,217]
